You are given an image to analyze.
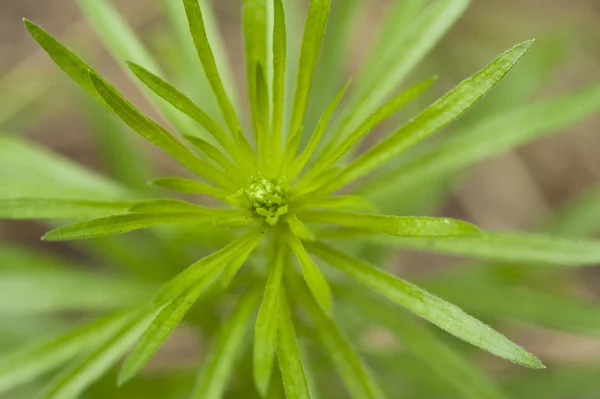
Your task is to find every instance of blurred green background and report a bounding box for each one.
[1,0,600,398]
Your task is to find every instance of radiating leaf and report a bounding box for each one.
[294,196,375,212]
[42,212,251,241]
[0,198,132,220]
[287,0,332,156]
[277,290,311,399]
[334,0,468,142]
[88,72,238,191]
[290,278,386,399]
[183,0,242,134]
[40,310,157,399]
[300,211,482,238]
[271,0,287,165]
[287,214,316,242]
[361,82,600,198]
[343,290,508,399]
[254,243,286,396]
[307,242,544,369]
[127,198,213,213]
[321,40,533,194]
[0,311,131,394]
[255,63,271,170]
[287,234,332,316]
[184,135,246,180]
[192,291,261,399]
[149,177,229,198]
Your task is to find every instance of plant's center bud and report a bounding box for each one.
[244,177,288,226]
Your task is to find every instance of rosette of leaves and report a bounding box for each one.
[2,0,600,398]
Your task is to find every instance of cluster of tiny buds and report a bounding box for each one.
[243,176,288,226]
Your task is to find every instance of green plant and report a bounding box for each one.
[2,0,600,398]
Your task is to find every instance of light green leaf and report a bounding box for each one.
[40,310,157,399]
[0,198,132,220]
[361,82,600,198]
[293,196,375,212]
[0,271,150,315]
[0,311,131,394]
[192,290,261,399]
[310,76,436,182]
[290,278,386,399]
[88,72,238,191]
[219,233,264,288]
[42,212,251,241]
[183,0,242,135]
[344,291,507,399]
[126,61,238,158]
[277,289,311,399]
[0,135,132,200]
[351,231,600,267]
[307,242,544,369]
[287,234,332,316]
[149,177,229,198]
[255,63,271,170]
[271,0,287,165]
[300,211,483,238]
[287,0,332,156]
[127,198,212,214]
[286,80,351,181]
[334,0,468,142]
[321,40,534,194]
[254,243,286,396]
[287,214,316,242]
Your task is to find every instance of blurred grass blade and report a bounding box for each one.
[294,196,375,212]
[183,0,242,135]
[286,0,332,156]
[286,80,351,181]
[0,271,150,315]
[0,198,132,219]
[192,291,261,399]
[40,310,157,399]
[277,290,311,399]
[0,135,133,200]
[350,231,600,267]
[127,198,216,213]
[321,40,533,194]
[290,278,386,399]
[0,311,131,394]
[89,72,238,191]
[334,0,468,142]
[545,185,600,237]
[343,291,508,399]
[361,82,600,198]
[254,243,286,396]
[150,177,229,198]
[42,212,251,241]
[287,234,332,316]
[300,211,482,238]
[271,0,287,166]
[310,76,436,180]
[307,242,544,369]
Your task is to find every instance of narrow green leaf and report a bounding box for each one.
[127,198,214,213]
[183,135,246,181]
[126,61,238,158]
[307,242,544,369]
[255,62,271,170]
[299,211,483,238]
[254,243,286,396]
[42,212,251,241]
[183,0,242,134]
[219,234,264,288]
[351,231,600,267]
[334,0,468,143]
[310,76,436,181]
[150,177,229,198]
[361,82,600,198]
[277,289,311,399]
[0,312,131,394]
[40,310,157,399]
[293,196,375,212]
[271,0,287,165]
[286,80,351,181]
[290,278,386,399]
[287,214,316,242]
[88,72,238,191]
[192,290,261,399]
[343,291,507,399]
[321,40,534,194]
[287,234,332,316]
[287,0,332,156]
[0,271,150,315]
[0,198,132,220]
